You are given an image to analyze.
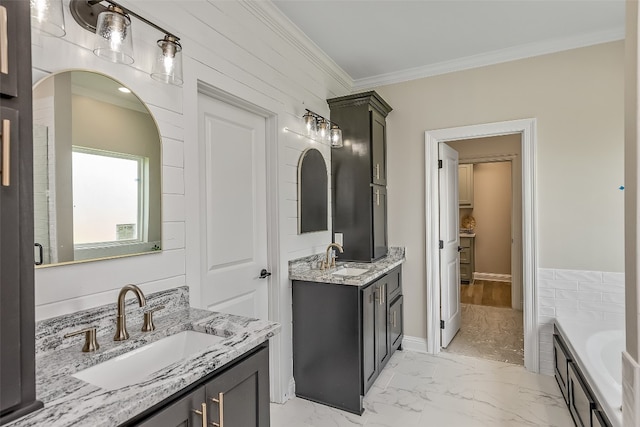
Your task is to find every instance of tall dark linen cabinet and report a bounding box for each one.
[328,91,392,262]
[0,0,42,423]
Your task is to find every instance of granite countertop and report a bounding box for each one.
[7,287,280,427]
[288,246,405,286]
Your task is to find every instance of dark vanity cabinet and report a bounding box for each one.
[292,266,403,415]
[553,327,612,427]
[328,91,392,262]
[0,0,43,423]
[132,343,270,427]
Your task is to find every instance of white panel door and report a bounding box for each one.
[439,143,461,347]
[198,94,269,320]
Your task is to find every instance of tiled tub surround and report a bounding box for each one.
[555,318,624,426]
[6,287,281,427]
[289,246,405,285]
[537,268,625,375]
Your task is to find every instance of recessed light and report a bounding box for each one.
[118,87,131,93]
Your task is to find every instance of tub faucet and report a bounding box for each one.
[323,243,344,269]
[114,284,146,341]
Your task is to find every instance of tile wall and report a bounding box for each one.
[537,268,625,375]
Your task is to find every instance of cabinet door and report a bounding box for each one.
[136,386,206,427]
[553,335,571,405]
[370,110,386,185]
[362,283,377,394]
[458,164,473,208]
[376,282,390,368]
[389,296,403,352]
[205,346,270,427]
[0,0,18,98]
[568,363,594,427]
[372,185,387,260]
[0,106,21,413]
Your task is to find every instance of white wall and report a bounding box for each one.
[376,41,625,340]
[32,0,350,402]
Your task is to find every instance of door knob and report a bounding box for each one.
[259,269,271,279]
[457,246,463,252]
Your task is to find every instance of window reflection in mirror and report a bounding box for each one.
[33,70,162,266]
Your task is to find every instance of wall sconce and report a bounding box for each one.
[30,0,66,37]
[69,0,183,86]
[285,109,343,148]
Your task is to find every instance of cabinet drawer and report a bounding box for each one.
[459,247,471,264]
[460,237,472,248]
[386,267,401,302]
[569,362,594,427]
[553,334,571,405]
[389,295,403,352]
[460,264,472,281]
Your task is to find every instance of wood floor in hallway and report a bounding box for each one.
[460,279,512,307]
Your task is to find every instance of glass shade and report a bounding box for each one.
[151,35,183,86]
[330,125,343,148]
[30,0,65,37]
[93,6,134,64]
[304,112,316,137]
[318,119,330,141]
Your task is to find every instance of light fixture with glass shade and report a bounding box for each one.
[30,0,66,37]
[151,35,183,85]
[330,125,343,148]
[93,4,134,64]
[69,0,183,86]
[284,109,343,148]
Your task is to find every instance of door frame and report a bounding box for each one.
[186,81,283,400]
[424,118,538,372]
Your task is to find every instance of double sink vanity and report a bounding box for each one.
[5,287,280,427]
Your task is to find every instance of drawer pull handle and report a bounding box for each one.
[211,392,224,427]
[375,189,380,206]
[193,402,207,427]
[2,119,10,187]
[375,163,380,180]
[0,6,7,75]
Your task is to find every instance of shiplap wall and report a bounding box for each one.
[32,0,351,402]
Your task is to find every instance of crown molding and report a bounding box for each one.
[352,27,625,91]
[240,1,353,93]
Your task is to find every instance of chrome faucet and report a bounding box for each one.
[114,284,146,341]
[323,243,344,269]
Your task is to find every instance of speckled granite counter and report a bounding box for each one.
[288,247,405,286]
[6,287,280,427]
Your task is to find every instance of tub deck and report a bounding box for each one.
[555,318,623,427]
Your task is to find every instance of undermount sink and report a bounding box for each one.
[331,267,370,277]
[72,331,225,391]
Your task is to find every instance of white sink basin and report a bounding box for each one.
[73,331,225,391]
[331,267,370,277]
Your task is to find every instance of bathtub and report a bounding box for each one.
[555,318,623,426]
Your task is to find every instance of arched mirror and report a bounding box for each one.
[33,70,162,266]
[298,148,328,233]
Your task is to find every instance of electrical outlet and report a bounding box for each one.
[334,232,343,246]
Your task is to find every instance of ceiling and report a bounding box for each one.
[272,0,625,88]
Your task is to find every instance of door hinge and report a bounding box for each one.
[439,240,444,249]
[438,160,443,169]
[440,320,445,329]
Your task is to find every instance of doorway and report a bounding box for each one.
[443,150,524,365]
[424,118,539,373]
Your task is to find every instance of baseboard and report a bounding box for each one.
[473,272,512,282]
[401,335,429,353]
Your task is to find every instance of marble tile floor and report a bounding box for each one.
[271,350,572,427]
[444,303,524,365]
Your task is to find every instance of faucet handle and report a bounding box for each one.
[142,305,165,332]
[64,326,99,352]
